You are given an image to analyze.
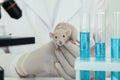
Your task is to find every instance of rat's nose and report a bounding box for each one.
[59,41,62,45]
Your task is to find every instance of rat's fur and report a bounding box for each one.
[49,22,78,48]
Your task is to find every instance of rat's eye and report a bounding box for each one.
[63,35,65,38]
[55,36,57,39]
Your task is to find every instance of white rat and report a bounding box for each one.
[49,22,79,48]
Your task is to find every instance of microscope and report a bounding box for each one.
[0,0,22,80]
[0,0,34,48]
[0,0,22,19]
[0,0,22,53]
[0,2,34,79]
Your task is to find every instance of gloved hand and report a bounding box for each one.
[15,41,59,77]
[55,40,79,80]
[15,40,79,80]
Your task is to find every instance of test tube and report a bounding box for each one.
[95,12,106,80]
[80,13,90,60]
[111,12,120,80]
[80,13,90,80]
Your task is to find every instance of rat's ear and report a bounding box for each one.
[66,31,71,36]
[49,32,54,38]
[57,23,62,26]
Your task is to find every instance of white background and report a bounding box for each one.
[109,0,120,12]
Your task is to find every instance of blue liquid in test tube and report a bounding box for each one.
[80,32,90,80]
[111,38,120,61]
[95,42,106,80]
[111,38,120,80]
[80,70,90,80]
[95,12,106,80]
[111,72,120,80]
[111,12,120,80]
[80,13,90,80]
[80,32,90,60]
[95,42,106,61]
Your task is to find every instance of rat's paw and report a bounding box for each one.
[66,40,79,47]
[67,40,76,45]
[56,47,61,51]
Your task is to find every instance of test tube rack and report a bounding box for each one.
[75,57,120,80]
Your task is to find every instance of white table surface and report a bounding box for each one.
[5,77,65,80]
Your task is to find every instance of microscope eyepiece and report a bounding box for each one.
[2,0,22,19]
